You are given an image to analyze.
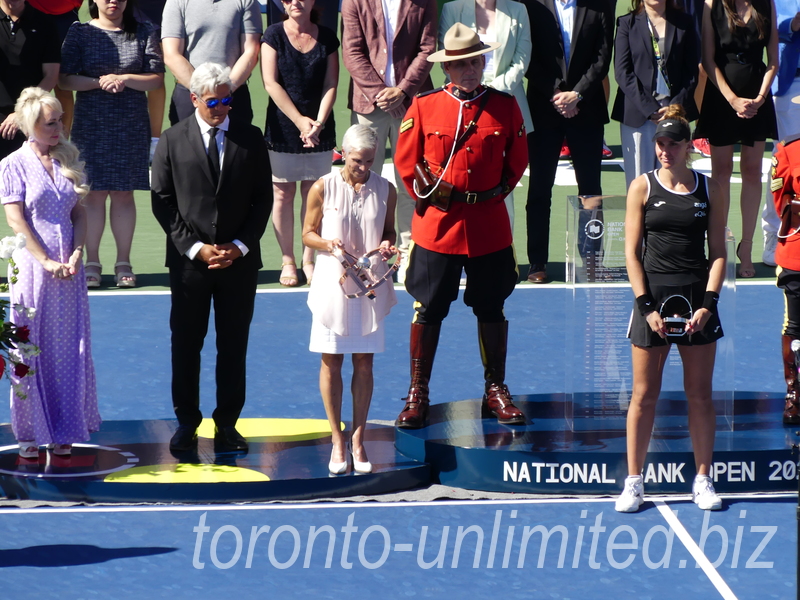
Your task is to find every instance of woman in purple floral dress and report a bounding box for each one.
[0,88,99,459]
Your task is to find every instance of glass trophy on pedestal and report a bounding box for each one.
[564,195,735,433]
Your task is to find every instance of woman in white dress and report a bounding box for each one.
[302,124,397,475]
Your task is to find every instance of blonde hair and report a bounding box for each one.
[15,87,90,198]
[661,103,689,130]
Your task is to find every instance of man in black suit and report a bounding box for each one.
[151,62,272,453]
[520,0,613,283]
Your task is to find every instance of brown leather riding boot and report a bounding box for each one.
[479,321,526,425]
[782,335,800,424]
[396,322,441,429]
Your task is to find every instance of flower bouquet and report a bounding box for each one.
[0,233,40,388]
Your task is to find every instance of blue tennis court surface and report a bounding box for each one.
[0,495,793,599]
[0,283,788,424]
[0,284,796,598]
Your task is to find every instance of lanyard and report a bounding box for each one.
[648,19,671,90]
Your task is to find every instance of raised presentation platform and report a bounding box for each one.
[394,393,799,494]
[0,418,430,503]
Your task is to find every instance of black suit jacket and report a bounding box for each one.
[520,0,614,129]
[150,116,273,271]
[611,9,699,128]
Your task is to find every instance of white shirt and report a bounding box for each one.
[381,0,402,86]
[478,31,497,78]
[554,0,576,67]
[187,110,248,260]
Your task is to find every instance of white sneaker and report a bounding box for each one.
[762,231,777,267]
[615,475,644,512]
[692,475,722,510]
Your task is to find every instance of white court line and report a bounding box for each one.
[654,500,739,600]
[0,492,793,515]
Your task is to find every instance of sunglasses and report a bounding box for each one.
[203,96,233,109]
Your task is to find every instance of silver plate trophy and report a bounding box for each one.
[332,246,399,300]
[659,294,693,337]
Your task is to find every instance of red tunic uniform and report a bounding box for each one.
[395,84,528,257]
[772,138,800,271]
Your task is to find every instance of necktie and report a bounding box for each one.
[207,127,220,184]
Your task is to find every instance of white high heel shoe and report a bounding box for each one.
[351,446,372,474]
[328,445,347,475]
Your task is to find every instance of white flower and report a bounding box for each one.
[9,343,39,361]
[13,304,36,318]
[0,234,26,259]
[0,237,15,260]
[16,342,40,359]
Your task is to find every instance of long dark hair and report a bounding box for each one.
[720,0,769,39]
[630,0,682,14]
[88,0,139,36]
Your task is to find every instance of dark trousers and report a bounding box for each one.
[169,264,259,428]
[169,83,254,128]
[405,244,518,324]
[525,122,604,265]
[779,267,800,337]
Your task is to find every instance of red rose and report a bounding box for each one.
[15,326,30,342]
[0,356,5,374]
[14,363,29,378]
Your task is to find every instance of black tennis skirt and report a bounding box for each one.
[627,277,724,347]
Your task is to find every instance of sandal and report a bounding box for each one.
[85,262,102,288]
[279,262,299,287]
[18,441,39,459]
[302,260,315,286]
[47,443,72,456]
[736,240,756,278]
[114,261,137,288]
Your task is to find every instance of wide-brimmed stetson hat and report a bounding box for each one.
[428,22,501,63]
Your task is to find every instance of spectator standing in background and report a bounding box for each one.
[261,0,339,287]
[612,0,699,189]
[24,0,81,136]
[519,0,614,284]
[759,0,800,268]
[341,0,437,283]
[161,0,262,127]
[0,0,60,160]
[134,0,168,161]
[693,0,778,278]
[59,0,165,288]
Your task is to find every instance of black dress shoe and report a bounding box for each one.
[214,426,248,452]
[170,425,198,452]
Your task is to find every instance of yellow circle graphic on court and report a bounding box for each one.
[104,463,270,483]
[196,418,343,441]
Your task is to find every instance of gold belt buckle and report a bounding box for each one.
[466,192,478,204]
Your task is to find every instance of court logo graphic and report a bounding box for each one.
[585,220,604,240]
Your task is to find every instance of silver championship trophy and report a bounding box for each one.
[659,294,693,337]
[332,246,399,300]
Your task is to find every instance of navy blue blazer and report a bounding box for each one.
[611,8,700,128]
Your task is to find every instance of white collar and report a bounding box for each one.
[194,110,230,135]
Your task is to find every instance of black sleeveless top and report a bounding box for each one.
[642,169,710,284]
